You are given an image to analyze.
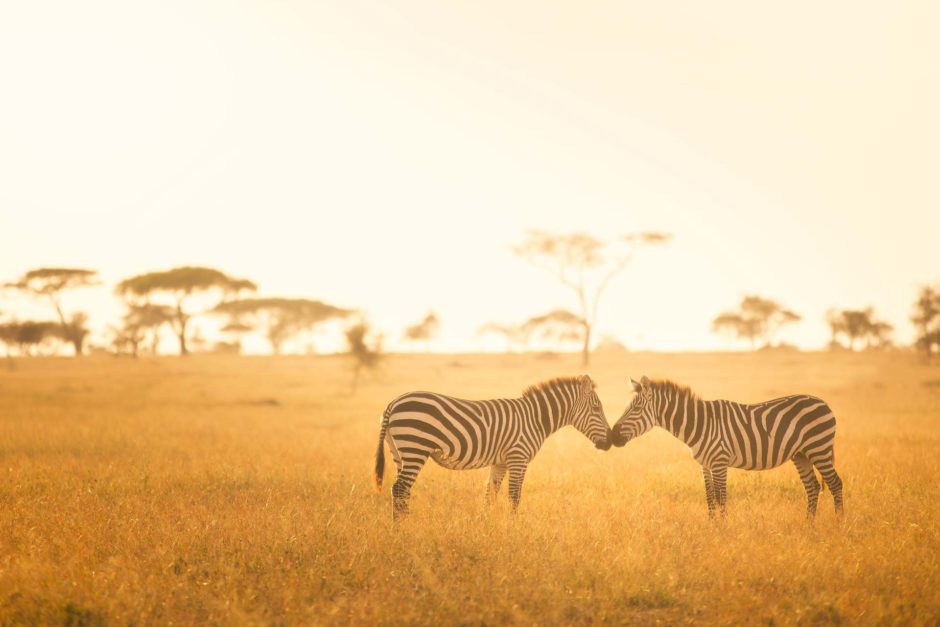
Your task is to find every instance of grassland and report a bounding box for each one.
[0,351,938,625]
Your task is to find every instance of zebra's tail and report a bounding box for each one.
[373,408,391,492]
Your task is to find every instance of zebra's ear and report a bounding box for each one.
[640,375,651,388]
[630,378,642,393]
[579,375,594,395]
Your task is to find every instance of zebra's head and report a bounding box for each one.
[610,376,656,447]
[569,375,612,450]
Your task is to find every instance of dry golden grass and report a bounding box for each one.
[0,351,938,625]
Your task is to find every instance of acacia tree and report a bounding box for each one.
[824,308,847,349]
[345,321,382,394]
[112,303,174,356]
[403,311,440,353]
[116,266,256,355]
[0,320,63,357]
[911,285,940,357]
[475,321,532,353]
[825,307,893,350]
[513,230,670,365]
[6,268,98,355]
[219,321,254,354]
[712,295,801,350]
[214,297,354,355]
[520,309,585,353]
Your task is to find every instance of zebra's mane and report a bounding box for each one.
[522,376,582,398]
[648,379,700,402]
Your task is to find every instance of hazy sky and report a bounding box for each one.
[2,1,938,352]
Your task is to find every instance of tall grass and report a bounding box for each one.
[0,352,937,624]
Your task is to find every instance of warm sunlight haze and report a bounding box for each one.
[1,1,938,625]
[2,1,938,351]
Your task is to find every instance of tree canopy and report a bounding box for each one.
[513,230,670,364]
[214,297,353,355]
[712,295,801,350]
[520,309,585,351]
[116,266,255,298]
[6,267,98,356]
[0,320,64,356]
[911,286,940,357]
[826,307,893,350]
[116,266,256,355]
[403,311,440,352]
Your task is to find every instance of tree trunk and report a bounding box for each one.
[177,319,188,355]
[175,302,188,355]
[581,323,592,366]
[50,295,82,357]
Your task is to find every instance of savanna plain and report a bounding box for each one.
[0,351,938,625]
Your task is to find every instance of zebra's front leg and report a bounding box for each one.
[484,464,507,508]
[711,465,728,516]
[506,462,529,514]
[702,467,717,517]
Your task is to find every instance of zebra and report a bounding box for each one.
[373,375,612,519]
[610,376,843,518]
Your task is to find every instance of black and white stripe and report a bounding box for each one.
[611,376,843,518]
[373,375,611,518]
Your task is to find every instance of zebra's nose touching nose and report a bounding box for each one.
[594,428,613,451]
[609,428,627,447]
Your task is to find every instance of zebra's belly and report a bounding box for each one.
[430,449,490,470]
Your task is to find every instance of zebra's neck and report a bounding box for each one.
[653,390,723,443]
[521,383,576,438]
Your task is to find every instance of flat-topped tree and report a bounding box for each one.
[116,266,256,355]
[911,286,940,357]
[214,297,354,355]
[712,295,801,350]
[475,321,531,353]
[0,320,64,357]
[7,268,98,356]
[513,230,670,365]
[826,307,894,351]
[521,309,585,353]
[403,311,439,353]
[112,303,175,356]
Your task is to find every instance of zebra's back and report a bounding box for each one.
[385,391,520,470]
[726,394,836,470]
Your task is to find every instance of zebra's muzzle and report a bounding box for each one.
[610,430,628,447]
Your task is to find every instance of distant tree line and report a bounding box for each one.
[710,295,902,353]
[3,236,940,365]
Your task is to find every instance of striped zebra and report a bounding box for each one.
[373,375,611,519]
[610,376,843,518]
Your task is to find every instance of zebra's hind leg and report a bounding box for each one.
[792,453,821,519]
[808,450,843,516]
[390,448,429,521]
[702,467,717,517]
[484,464,507,508]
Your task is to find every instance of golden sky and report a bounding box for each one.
[1,1,938,351]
